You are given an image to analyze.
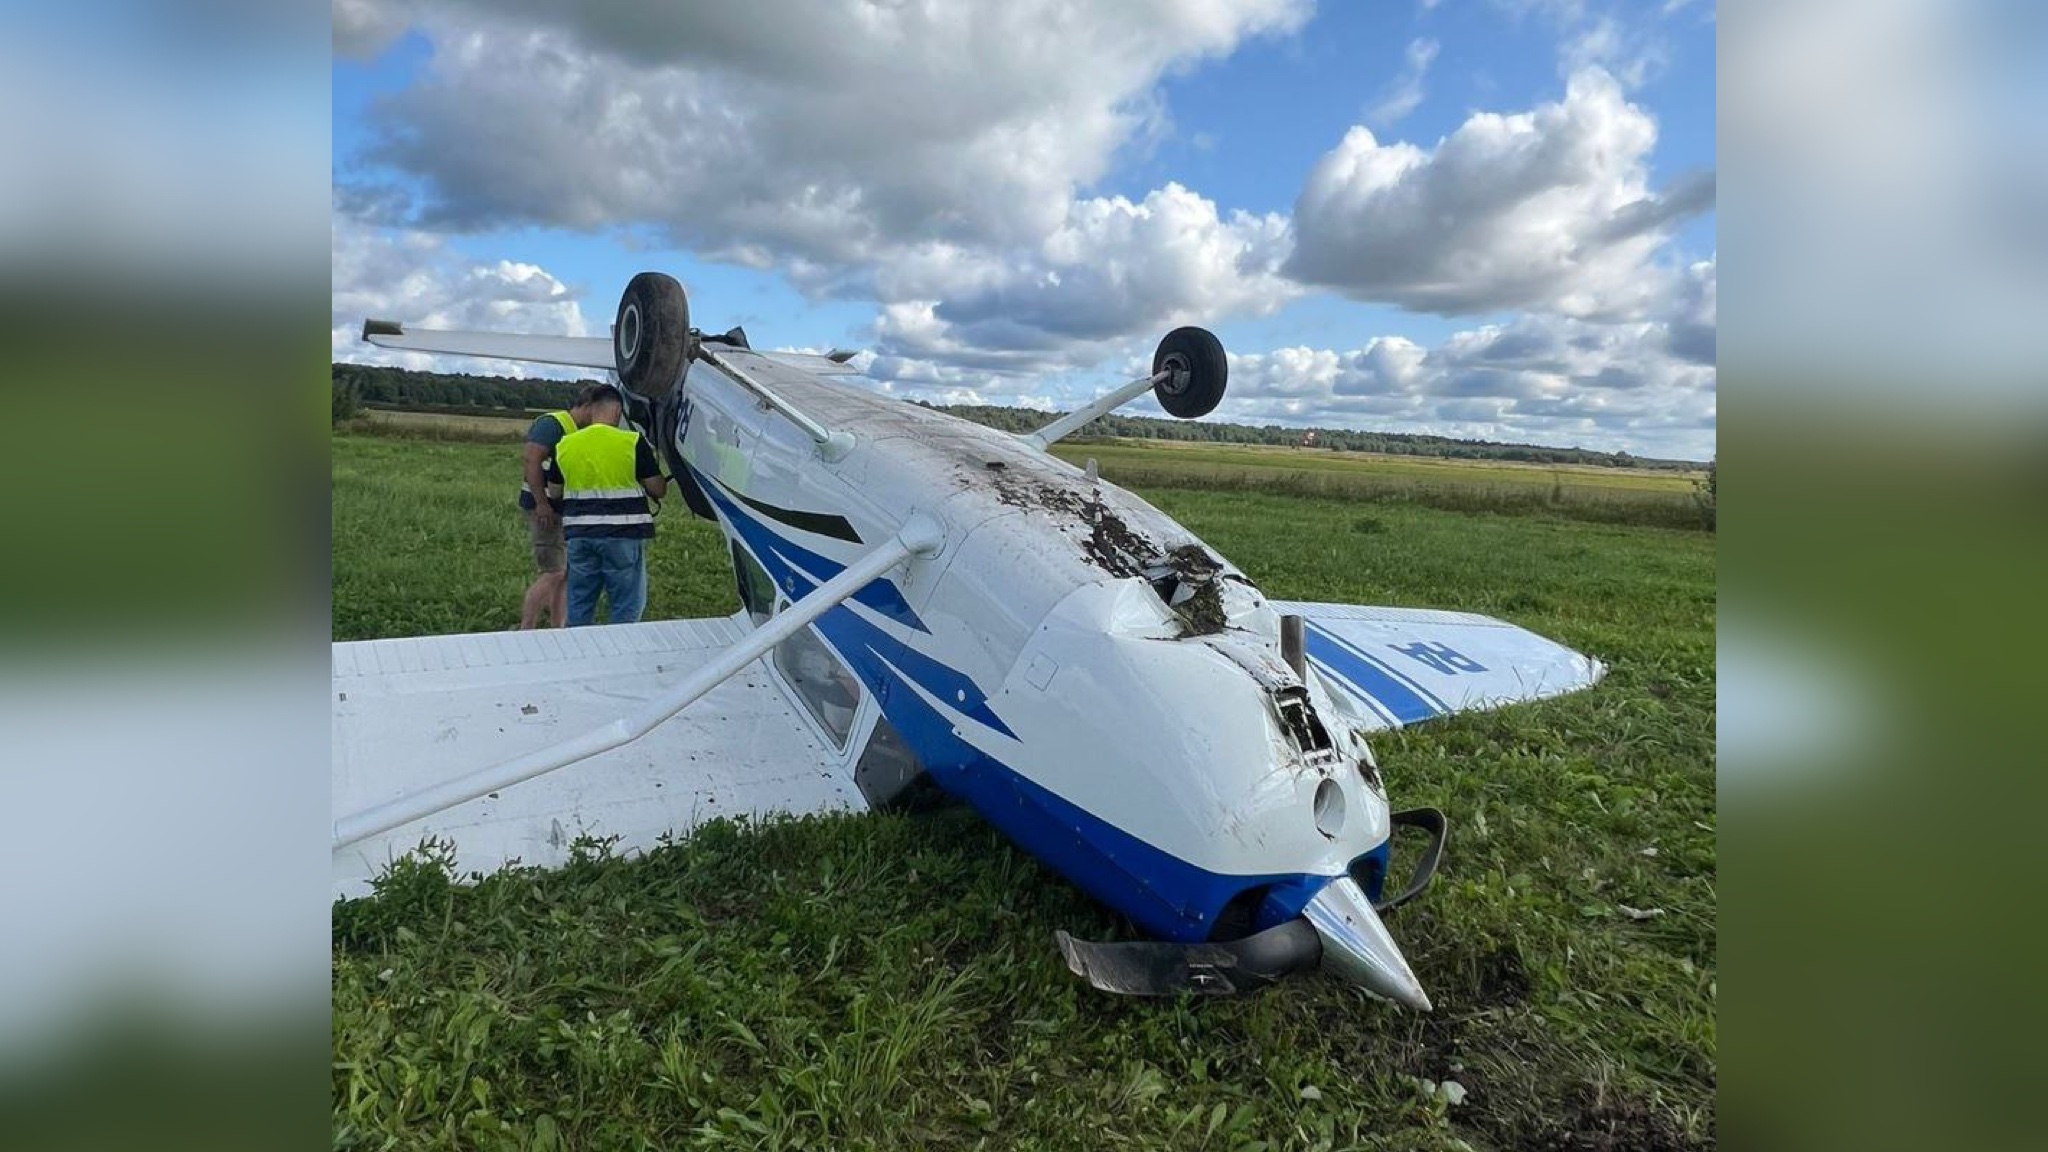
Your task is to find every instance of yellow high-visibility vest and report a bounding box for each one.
[520,410,579,504]
[556,424,654,539]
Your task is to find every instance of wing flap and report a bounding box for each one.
[361,320,615,371]
[332,616,855,898]
[1270,600,1605,731]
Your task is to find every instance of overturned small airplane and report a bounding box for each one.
[338,273,1604,1009]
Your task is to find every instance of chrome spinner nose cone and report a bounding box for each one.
[1302,875,1433,1011]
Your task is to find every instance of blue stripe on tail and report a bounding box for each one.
[1305,624,1443,725]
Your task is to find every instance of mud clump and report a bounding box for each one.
[1175,582,1226,634]
[989,472,1160,578]
[1165,542,1222,578]
[1085,514,1156,577]
[987,474,1229,636]
[1161,544,1227,636]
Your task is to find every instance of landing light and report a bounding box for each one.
[1313,777,1345,838]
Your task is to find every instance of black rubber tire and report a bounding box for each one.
[1152,326,1227,418]
[613,272,692,399]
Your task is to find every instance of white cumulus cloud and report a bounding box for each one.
[343,0,1308,263]
[1218,257,1717,458]
[330,1,1716,455]
[868,183,1295,371]
[330,218,596,378]
[1288,68,1712,320]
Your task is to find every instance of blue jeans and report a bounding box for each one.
[566,537,648,626]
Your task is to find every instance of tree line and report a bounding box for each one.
[333,362,590,416]
[333,362,1702,470]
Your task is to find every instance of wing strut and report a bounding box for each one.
[1021,370,1171,451]
[695,344,858,462]
[330,514,946,849]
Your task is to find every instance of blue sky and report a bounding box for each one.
[333,1,1716,459]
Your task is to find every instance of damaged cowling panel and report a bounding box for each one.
[1148,544,1229,636]
[1273,686,1335,760]
[977,579,1391,940]
[1195,632,1341,764]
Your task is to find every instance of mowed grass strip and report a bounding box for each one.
[332,433,1716,1150]
[353,407,539,439]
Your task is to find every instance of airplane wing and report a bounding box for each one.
[361,320,614,370]
[1269,600,1605,732]
[332,615,859,899]
[360,320,866,378]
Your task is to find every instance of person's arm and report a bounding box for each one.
[523,441,559,526]
[636,438,668,500]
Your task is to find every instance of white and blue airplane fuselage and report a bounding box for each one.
[338,277,1606,1009]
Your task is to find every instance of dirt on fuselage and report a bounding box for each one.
[987,471,1229,637]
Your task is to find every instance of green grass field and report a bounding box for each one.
[332,435,741,639]
[332,430,1716,1150]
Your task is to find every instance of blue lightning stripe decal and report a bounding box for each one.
[694,466,1010,738]
[696,468,928,632]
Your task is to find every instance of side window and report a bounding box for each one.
[772,624,862,749]
[732,542,776,626]
[852,712,934,811]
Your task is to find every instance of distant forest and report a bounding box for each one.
[332,362,1702,470]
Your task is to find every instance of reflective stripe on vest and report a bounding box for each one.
[556,424,653,539]
[519,410,579,497]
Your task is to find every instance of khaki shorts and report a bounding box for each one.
[524,506,566,573]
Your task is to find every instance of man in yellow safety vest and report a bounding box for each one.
[518,383,619,629]
[553,386,668,626]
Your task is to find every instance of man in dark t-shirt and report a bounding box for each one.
[518,383,618,629]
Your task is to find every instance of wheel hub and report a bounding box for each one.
[618,304,641,361]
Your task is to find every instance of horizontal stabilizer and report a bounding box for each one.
[361,320,614,371]
[1270,601,1604,731]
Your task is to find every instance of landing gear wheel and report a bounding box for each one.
[613,272,692,399]
[1152,326,1227,419]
